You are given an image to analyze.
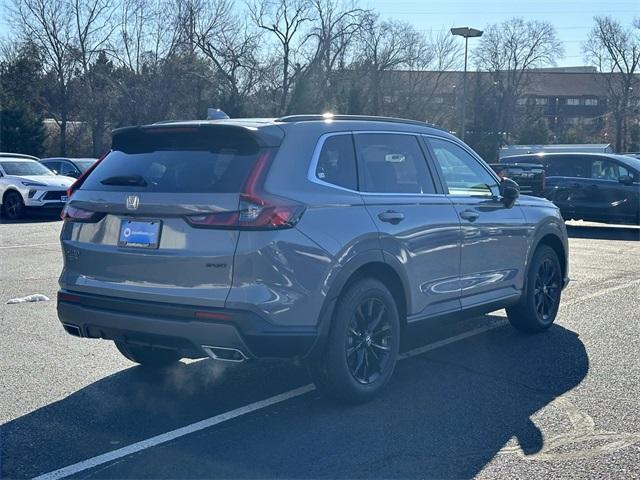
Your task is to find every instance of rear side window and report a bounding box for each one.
[81,127,262,193]
[357,133,435,194]
[546,156,589,178]
[315,134,358,190]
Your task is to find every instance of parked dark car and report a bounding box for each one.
[502,153,640,225]
[488,161,546,197]
[40,157,97,179]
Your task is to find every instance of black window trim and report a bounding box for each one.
[308,130,445,196]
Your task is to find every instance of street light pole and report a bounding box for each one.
[451,27,483,142]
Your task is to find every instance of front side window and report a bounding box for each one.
[59,162,79,176]
[315,134,358,190]
[428,138,498,197]
[590,159,629,181]
[357,133,435,194]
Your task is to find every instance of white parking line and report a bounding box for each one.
[33,320,509,480]
[0,242,59,249]
[32,279,640,480]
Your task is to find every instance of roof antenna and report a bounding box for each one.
[207,108,230,120]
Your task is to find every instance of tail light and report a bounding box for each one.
[61,205,103,222]
[66,150,109,199]
[186,150,305,230]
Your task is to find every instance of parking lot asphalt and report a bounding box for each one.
[1,217,639,479]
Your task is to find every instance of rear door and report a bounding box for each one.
[355,132,462,319]
[60,125,274,307]
[544,155,591,218]
[426,137,528,308]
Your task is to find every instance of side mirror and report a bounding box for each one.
[619,175,634,186]
[500,177,520,208]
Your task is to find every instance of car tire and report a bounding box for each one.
[115,341,181,368]
[2,191,25,220]
[507,245,562,333]
[308,278,400,404]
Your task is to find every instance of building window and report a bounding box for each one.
[433,96,445,104]
[516,97,527,105]
[566,98,580,106]
[535,97,548,105]
[585,98,599,106]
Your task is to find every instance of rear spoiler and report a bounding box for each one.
[111,123,284,150]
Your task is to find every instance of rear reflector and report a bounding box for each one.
[58,292,81,303]
[195,311,232,321]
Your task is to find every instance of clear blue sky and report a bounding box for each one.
[1,0,638,66]
[366,0,639,66]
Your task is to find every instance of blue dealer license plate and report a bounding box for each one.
[118,220,161,249]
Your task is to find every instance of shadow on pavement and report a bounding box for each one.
[567,224,639,241]
[0,211,62,224]
[1,319,588,479]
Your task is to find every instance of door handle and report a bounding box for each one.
[459,210,480,222]
[588,184,599,189]
[571,183,581,188]
[377,210,405,224]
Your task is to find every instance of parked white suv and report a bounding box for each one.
[0,153,75,220]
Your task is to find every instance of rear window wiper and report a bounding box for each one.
[100,175,148,187]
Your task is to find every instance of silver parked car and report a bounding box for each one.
[0,153,75,219]
[57,115,569,402]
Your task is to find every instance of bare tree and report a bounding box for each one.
[191,0,262,115]
[307,0,366,108]
[474,18,563,145]
[248,0,313,114]
[71,0,117,155]
[11,0,75,155]
[384,30,460,122]
[584,16,640,152]
[356,15,425,115]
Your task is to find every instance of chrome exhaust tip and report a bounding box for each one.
[62,323,82,337]
[202,345,248,363]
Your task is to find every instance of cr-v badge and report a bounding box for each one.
[126,195,140,210]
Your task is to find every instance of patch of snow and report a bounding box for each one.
[6,294,50,304]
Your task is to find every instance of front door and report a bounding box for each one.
[355,132,462,319]
[427,137,529,309]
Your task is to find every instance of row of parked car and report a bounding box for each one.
[489,152,640,225]
[0,154,96,219]
[1,146,639,225]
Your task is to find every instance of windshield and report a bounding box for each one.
[0,161,54,176]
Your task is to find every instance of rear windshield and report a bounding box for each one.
[81,127,262,193]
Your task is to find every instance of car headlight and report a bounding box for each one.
[21,181,47,187]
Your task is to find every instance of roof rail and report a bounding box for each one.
[275,114,442,129]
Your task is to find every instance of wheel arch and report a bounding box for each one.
[532,231,568,283]
[307,251,410,358]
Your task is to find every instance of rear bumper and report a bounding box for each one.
[57,290,318,360]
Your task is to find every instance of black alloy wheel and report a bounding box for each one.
[346,297,393,384]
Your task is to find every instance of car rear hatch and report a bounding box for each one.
[59,123,284,307]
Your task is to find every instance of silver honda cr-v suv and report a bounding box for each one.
[58,114,569,402]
